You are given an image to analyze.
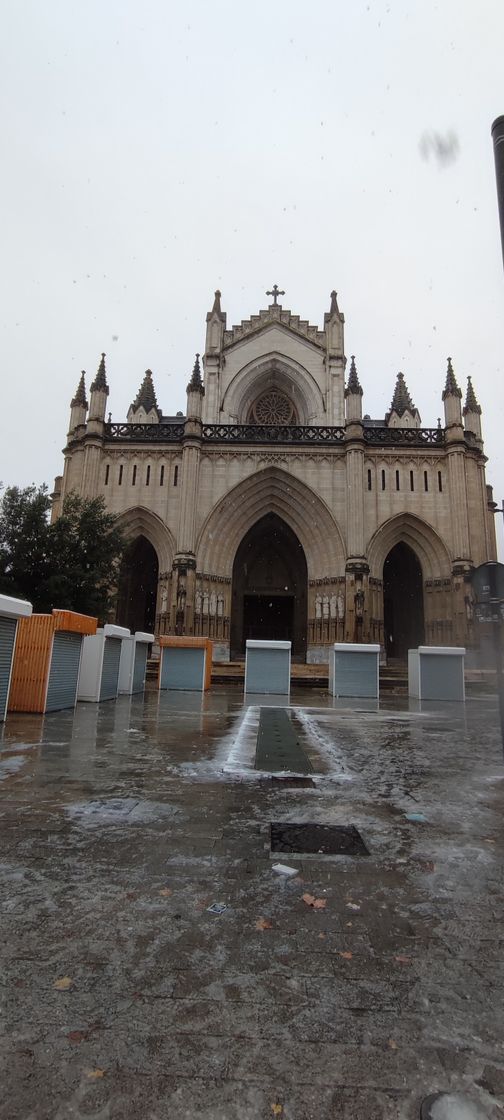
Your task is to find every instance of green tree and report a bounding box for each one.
[0,484,51,604]
[0,486,124,621]
[43,493,125,621]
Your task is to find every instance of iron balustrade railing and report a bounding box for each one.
[201,423,346,443]
[363,427,445,446]
[104,422,185,442]
[102,421,450,448]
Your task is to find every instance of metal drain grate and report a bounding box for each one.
[255,708,313,774]
[270,822,369,856]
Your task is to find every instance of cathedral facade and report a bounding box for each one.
[52,289,497,662]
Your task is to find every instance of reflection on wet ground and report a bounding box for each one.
[1,688,503,1119]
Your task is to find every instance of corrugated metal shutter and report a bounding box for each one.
[45,632,83,712]
[132,644,148,693]
[99,637,121,701]
[0,617,18,720]
[333,650,378,698]
[160,647,205,690]
[245,648,290,694]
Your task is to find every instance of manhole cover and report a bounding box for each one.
[270,822,369,856]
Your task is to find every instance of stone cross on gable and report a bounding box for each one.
[266,284,285,306]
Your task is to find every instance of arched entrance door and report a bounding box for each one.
[230,514,308,661]
[383,542,424,660]
[116,535,159,633]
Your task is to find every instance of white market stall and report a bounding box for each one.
[78,624,130,702]
[0,594,32,721]
[118,631,154,695]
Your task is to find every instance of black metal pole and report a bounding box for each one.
[489,563,504,755]
[491,116,504,271]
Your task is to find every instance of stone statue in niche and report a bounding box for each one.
[315,594,322,619]
[330,594,337,618]
[160,586,168,615]
[202,591,209,615]
[337,592,345,620]
[209,591,217,616]
[195,589,202,614]
[322,595,330,619]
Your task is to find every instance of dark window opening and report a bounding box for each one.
[160,465,165,486]
[174,465,179,486]
[105,465,110,485]
[367,469,372,491]
[395,469,400,491]
[410,470,414,492]
[424,470,428,492]
[438,471,443,492]
[381,470,386,491]
[118,465,123,486]
[146,465,150,486]
[132,465,137,486]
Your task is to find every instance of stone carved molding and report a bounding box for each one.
[223,305,326,351]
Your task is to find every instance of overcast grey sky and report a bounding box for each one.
[1,0,503,536]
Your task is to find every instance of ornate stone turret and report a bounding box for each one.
[88,353,109,423]
[186,353,204,421]
[204,290,226,356]
[324,290,346,425]
[127,370,160,424]
[344,356,363,421]
[442,357,463,428]
[386,372,421,428]
[68,371,88,435]
[463,376,482,442]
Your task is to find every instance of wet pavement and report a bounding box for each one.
[1,687,504,1119]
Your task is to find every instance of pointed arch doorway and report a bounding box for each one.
[383,542,424,660]
[116,535,159,633]
[230,514,308,661]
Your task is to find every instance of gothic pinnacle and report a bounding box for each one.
[442,356,462,399]
[463,376,481,415]
[187,352,204,393]
[329,290,339,316]
[90,352,109,395]
[389,371,416,417]
[71,371,88,409]
[131,369,159,415]
[345,355,363,396]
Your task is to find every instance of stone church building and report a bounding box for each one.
[52,288,497,662]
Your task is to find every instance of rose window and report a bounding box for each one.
[250,391,296,425]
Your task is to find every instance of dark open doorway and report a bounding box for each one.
[116,535,159,633]
[383,541,424,660]
[230,514,307,660]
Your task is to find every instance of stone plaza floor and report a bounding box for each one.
[1,686,504,1119]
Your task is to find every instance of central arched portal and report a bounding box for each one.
[383,542,424,660]
[230,514,308,661]
[116,535,159,634]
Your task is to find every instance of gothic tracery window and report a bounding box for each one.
[249,390,296,425]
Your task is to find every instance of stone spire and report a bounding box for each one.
[88,352,109,423]
[130,370,160,415]
[207,289,225,321]
[329,290,339,316]
[463,376,482,442]
[386,372,421,428]
[345,356,363,422]
[90,352,109,395]
[442,356,462,400]
[345,355,363,396]
[71,371,88,409]
[68,371,88,436]
[442,357,463,428]
[187,353,204,394]
[463,376,481,415]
